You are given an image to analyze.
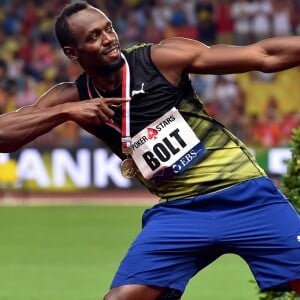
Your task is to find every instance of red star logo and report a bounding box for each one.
[147,128,158,139]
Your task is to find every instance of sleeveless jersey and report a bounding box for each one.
[75,43,266,202]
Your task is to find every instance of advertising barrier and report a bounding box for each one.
[0,146,292,191]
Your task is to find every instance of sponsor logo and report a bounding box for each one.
[155,114,176,131]
[132,135,148,150]
[172,149,198,174]
[132,83,147,96]
[147,128,158,139]
[133,114,177,151]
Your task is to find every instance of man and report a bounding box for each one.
[0,1,300,300]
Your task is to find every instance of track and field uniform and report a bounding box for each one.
[75,44,300,295]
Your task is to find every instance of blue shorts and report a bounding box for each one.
[110,177,300,293]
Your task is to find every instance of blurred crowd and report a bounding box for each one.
[0,0,299,150]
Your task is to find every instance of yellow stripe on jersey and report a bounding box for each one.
[137,95,266,202]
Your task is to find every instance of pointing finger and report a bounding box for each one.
[105,97,131,105]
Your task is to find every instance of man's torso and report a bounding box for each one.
[75,43,265,201]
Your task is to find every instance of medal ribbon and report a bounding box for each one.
[121,53,131,155]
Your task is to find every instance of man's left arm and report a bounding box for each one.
[151,36,300,81]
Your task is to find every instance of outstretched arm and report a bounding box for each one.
[0,83,77,153]
[0,82,128,153]
[151,36,300,85]
[0,104,71,153]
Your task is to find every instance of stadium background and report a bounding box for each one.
[0,0,299,299]
[0,0,299,197]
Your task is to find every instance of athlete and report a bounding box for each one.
[0,1,300,300]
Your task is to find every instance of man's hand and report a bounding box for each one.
[67,97,130,125]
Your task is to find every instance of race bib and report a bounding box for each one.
[131,107,206,180]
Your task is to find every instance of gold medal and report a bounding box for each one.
[121,158,137,178]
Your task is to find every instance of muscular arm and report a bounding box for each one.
[0,105,70,153]
[0,83,78,152]
[0,82,128,153]
[151,36,300,85]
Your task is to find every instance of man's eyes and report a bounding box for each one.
[106,25,113,32]
[90,32,99,40]
[86,32,99,42]
[87,26,114,41]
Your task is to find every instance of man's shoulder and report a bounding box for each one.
[73,72,90,100]
[123,43,153,67]
[74,72,88,89]
[123,43,153,54]
[75,72,87,82]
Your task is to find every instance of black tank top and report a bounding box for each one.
[75,43,265,201]
[76,43,194,132]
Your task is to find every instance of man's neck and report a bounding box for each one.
[91,68,122,92]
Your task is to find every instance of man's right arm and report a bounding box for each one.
[0,82,129,153]
[0,82,80,153]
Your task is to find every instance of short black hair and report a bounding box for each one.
[54,1,89,48]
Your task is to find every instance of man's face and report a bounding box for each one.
[66,6,123,75]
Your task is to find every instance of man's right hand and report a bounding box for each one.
[66,97,130,125]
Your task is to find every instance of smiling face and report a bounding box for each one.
[64,5,123,76]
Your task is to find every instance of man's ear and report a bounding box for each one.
[63,46,78,61]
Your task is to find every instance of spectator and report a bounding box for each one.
[181,0,198,27]
[272,0,293,37]
[0,59,8,115]
[226,97,251,142]
[21,0,41,36]
[195,0,217,45]
[142,18,164,44]
[280,111,300,145]
[231,0,253,45]
[291,0,300,35]
[257,113,281,147]
[14,76,38,108]
[249,113,264,146]
[256,97,282,147]
[212,74,239,120]
[166,1,199,39]
[29,33,56,81]
[250,0,273,42]
[151,0,172,32]
[215,0,234,44]
[122,14,141,47]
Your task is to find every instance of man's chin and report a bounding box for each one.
[97,56,124,75]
